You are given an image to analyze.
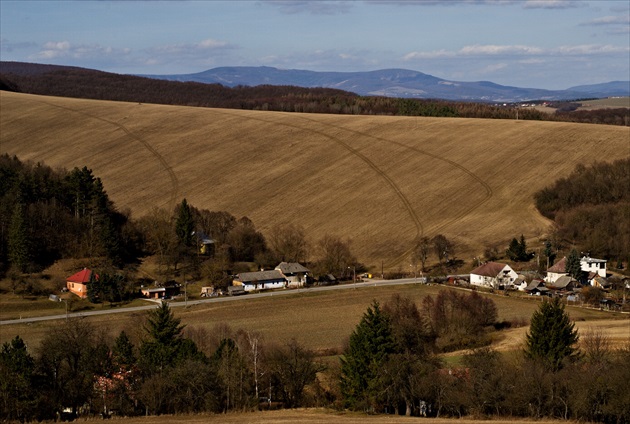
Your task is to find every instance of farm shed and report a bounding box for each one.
[66,268,99,299]
[470,262,517,289]
[233,270,287,292]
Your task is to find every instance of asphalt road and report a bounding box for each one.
[0,278,425,326]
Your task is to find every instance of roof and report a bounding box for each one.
[547,275,575,289]
[470,262,511,278]
[275,262,310,274]
[67,268,98,283]
[581,256,606,265]
[525,280,545,291]
[547,257,567,273]
[236,270,286,284]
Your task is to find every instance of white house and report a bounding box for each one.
[275,262,310,288]
[232,270,287,292]
[581,256,606,278]
[470,262,518,289]
[545,257,567,283]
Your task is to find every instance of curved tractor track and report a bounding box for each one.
[214,109,492,268]
[36,100,180,211]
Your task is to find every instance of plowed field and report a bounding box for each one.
[2,91,629,268]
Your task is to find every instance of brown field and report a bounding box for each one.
[2,92,629,269]
[2,283,627,357]
[98,408,580,424]
[577,96,630,110]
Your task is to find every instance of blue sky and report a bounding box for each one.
[1,0,628,89]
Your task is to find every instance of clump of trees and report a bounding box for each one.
[0,302,326,420]
[0,155,138,275]
[340,295,630,422]
[534,159,630,263]
[0,155,361,290]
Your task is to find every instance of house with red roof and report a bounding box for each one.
[470,262,517,290]
[66,268,98,299]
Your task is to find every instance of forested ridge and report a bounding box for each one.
[1,61,628,125]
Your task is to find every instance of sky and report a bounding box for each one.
[1,0,628,90]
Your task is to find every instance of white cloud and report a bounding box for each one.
[403,43,629,61]
[30,41,130,60]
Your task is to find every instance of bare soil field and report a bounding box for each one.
[2,92,629,269]
[97,408,588,423]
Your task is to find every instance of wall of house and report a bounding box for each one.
[581,259,606,277]
[67,281,87,298]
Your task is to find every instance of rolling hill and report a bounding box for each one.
[1,91,629,270]
[143,66,630,102]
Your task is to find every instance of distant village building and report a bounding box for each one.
[66,268,98,299]
[470,262,517,289]
[232,270,287,292]
[545,257,567,284]
[275,262,310,288]
[581,256,606,278]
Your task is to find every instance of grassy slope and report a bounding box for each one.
[2,92,629,270]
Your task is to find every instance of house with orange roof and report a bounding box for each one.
[66,268,98,299]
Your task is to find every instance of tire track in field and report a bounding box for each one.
[285,115,494,268]
[35,100,180,210]
[210,109,424,255]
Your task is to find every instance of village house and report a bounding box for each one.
[232,270,287,292]
[545,257,567,284]
[546,275,578,295]
[140,283,181,300]
[581,256,607,278]
[275,262,310,288]
[470,262,517,289]
[66,268,98,299]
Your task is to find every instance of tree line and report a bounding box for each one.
[534,159,630,264]
[2,294,628,422]
[1,63,627,125]
[0,155,363,290]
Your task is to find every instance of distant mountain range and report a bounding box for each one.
[142,66,630,103]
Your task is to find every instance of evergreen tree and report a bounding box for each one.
[139,301,202,375]
[0,336,35,422]
[175,199,194,248]
[7,202,32,272]
[524,297,579,371]
[112,330,135,368]
[565,248,583,281]
[340,301,396,410]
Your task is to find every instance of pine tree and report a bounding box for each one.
[0,336,36,422]
[175,198,194,248]
[524,297,579,371]
[340,301,396,410]
[112,331,135,368]
[7,202,32,272]
[565,248,583,281]
[139,301,202,375]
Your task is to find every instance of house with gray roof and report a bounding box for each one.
[232,270,287,292]
[275,262,310,288]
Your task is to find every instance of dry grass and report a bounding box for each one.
[98,408,585,423]
[2,92,629,269]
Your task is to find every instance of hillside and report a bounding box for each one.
[1,91,629,269]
